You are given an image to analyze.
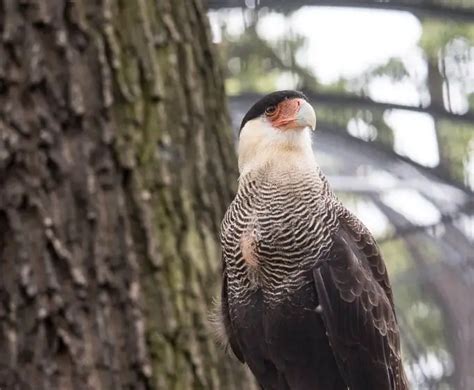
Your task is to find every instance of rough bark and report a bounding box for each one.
[0,1,255,389]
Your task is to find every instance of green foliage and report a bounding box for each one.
[420,19,474,58]
[215,11,318,94]
[370,58,410,81]
[382,239,453,382]
[437,120,474,186]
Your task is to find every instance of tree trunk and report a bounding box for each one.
[426,56,452,177]
[0,1,255,389]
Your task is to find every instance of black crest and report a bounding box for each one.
[239,90,308,132]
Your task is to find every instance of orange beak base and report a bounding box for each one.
[269,98,305,130]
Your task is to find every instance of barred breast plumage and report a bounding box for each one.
[221,164,337,305]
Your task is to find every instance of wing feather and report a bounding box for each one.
[313,221,408,390]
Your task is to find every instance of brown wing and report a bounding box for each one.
[341,209,396,307]
[313,221,408,390]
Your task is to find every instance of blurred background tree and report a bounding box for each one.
[209,1,473,389]
[0,1,256,389]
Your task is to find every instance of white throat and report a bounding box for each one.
[238,118,317,178]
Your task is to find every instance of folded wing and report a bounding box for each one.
[313,220,408,390]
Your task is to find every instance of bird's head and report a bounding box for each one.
[238,90,317,176]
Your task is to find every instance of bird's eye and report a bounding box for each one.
[265,105,277,116]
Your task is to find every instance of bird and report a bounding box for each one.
[217,90,409,390]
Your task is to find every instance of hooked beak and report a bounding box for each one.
[295,100,317,131]
[270,98,317,131]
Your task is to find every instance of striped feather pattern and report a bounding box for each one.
[221,165,338,306]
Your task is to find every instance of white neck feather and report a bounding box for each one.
[238,118,317,178]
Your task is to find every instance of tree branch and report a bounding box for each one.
[208,0,474,22]
[230,92,474,124]
[377,201,474,244]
